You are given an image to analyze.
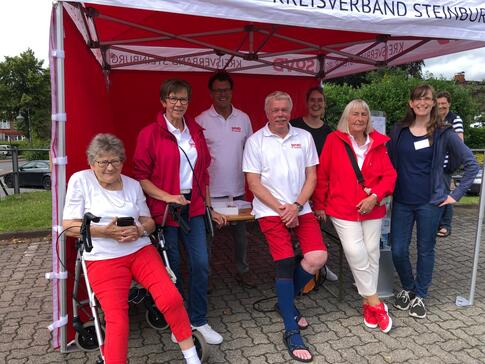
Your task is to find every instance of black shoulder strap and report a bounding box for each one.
[343,141,365,186]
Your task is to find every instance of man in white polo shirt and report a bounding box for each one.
[242,91,327,362]
[196,71,255,288]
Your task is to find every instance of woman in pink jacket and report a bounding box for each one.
[313,99,396,333]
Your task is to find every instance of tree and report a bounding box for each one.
[0,49,51,141]
[331,61,424,87]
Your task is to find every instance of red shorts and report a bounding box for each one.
[258,212,327,261]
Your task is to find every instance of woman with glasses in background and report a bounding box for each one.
[133,78,226,345]
[63,133,200,364]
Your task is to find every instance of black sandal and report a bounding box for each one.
[282,329,313,363]
[274,303,309,330]
[437,227,451,238]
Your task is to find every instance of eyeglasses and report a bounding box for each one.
[166,96,189,105]
[211,88,232,94]
[95,159,122,168]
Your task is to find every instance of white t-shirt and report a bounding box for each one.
[242,124,319,218]
[165,115,198,190]
[63,170,152,261]
[196,105,253,197]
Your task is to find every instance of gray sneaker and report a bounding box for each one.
[409,297,426,319]
[394,289,415,311]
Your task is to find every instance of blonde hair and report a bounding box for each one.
[337,99,373,135]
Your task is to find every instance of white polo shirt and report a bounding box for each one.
[165,115,197,190]
[242,123,319,218]
[196,105,252,197]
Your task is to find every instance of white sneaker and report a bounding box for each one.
[192,323,223,344]
[325,265,338,282]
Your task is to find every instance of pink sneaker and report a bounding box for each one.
[372,302,392,333]
[363,304,377,328]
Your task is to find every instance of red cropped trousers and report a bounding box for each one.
[87,245,192,364]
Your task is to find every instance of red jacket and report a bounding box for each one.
[313,130,396,221]
[132,112,210,226]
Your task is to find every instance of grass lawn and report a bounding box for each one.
[0,191,51,233]
[456,195,480,205]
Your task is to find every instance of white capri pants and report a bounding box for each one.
[330,217,382,297]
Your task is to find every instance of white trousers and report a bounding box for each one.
[330,217,382,297]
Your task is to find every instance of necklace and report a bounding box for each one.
[94,172,127,208]
[101,186,127,208]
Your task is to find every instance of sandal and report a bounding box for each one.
[282,329,313,363]
[274,303,309,330]
[437,227,451,238]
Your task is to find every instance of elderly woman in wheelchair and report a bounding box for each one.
[62,133,202,364]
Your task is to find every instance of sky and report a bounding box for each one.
[1,1,484,81]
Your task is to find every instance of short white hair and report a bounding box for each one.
[264,91,293,117]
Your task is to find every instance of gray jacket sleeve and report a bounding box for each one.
[448,133,479,201]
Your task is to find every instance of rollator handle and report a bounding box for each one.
[81,212,101,252]
[168,203,191,234]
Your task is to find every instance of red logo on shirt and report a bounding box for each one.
[231,126,242,132]
[189,141,196,147]
[291,143,301,148]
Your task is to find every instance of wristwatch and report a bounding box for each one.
[293,202,304,212]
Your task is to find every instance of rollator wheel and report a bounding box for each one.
[145,306,169,331]
[192,331,209,362]
[75,322,104,352]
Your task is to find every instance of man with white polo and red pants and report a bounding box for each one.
[196,71,256,288]
[243,91,327,363]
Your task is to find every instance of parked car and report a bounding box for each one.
[0,145,10,157]
[453,169,482,195]
[3,160,51,190]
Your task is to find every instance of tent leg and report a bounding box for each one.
[55,1,68,352]
[456,162,484,307]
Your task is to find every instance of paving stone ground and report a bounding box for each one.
[0,206,484,363]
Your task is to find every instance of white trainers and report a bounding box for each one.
[325,265,338,282]
[192,323,223,345]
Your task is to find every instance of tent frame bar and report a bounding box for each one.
[55,1,68,353]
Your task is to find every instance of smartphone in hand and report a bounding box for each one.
[116,217,135,226]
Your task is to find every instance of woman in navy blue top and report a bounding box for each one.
[388,84,478,320]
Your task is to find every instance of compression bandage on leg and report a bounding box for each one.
[293,261,314,297]
[275,257,298,331]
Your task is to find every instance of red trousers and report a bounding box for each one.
[87,245,192,364]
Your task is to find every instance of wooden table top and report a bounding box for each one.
[225,208,255,222]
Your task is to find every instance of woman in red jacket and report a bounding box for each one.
[313,99,396,333]
[133,78,226,345]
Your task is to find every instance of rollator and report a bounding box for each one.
[71,204,209,363]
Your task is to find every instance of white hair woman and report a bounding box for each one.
[313,99,397,333]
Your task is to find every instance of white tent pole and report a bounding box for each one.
[456,161,484,307]
[55,1,68,352]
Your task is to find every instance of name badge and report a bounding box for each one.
[414,139,430,150]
